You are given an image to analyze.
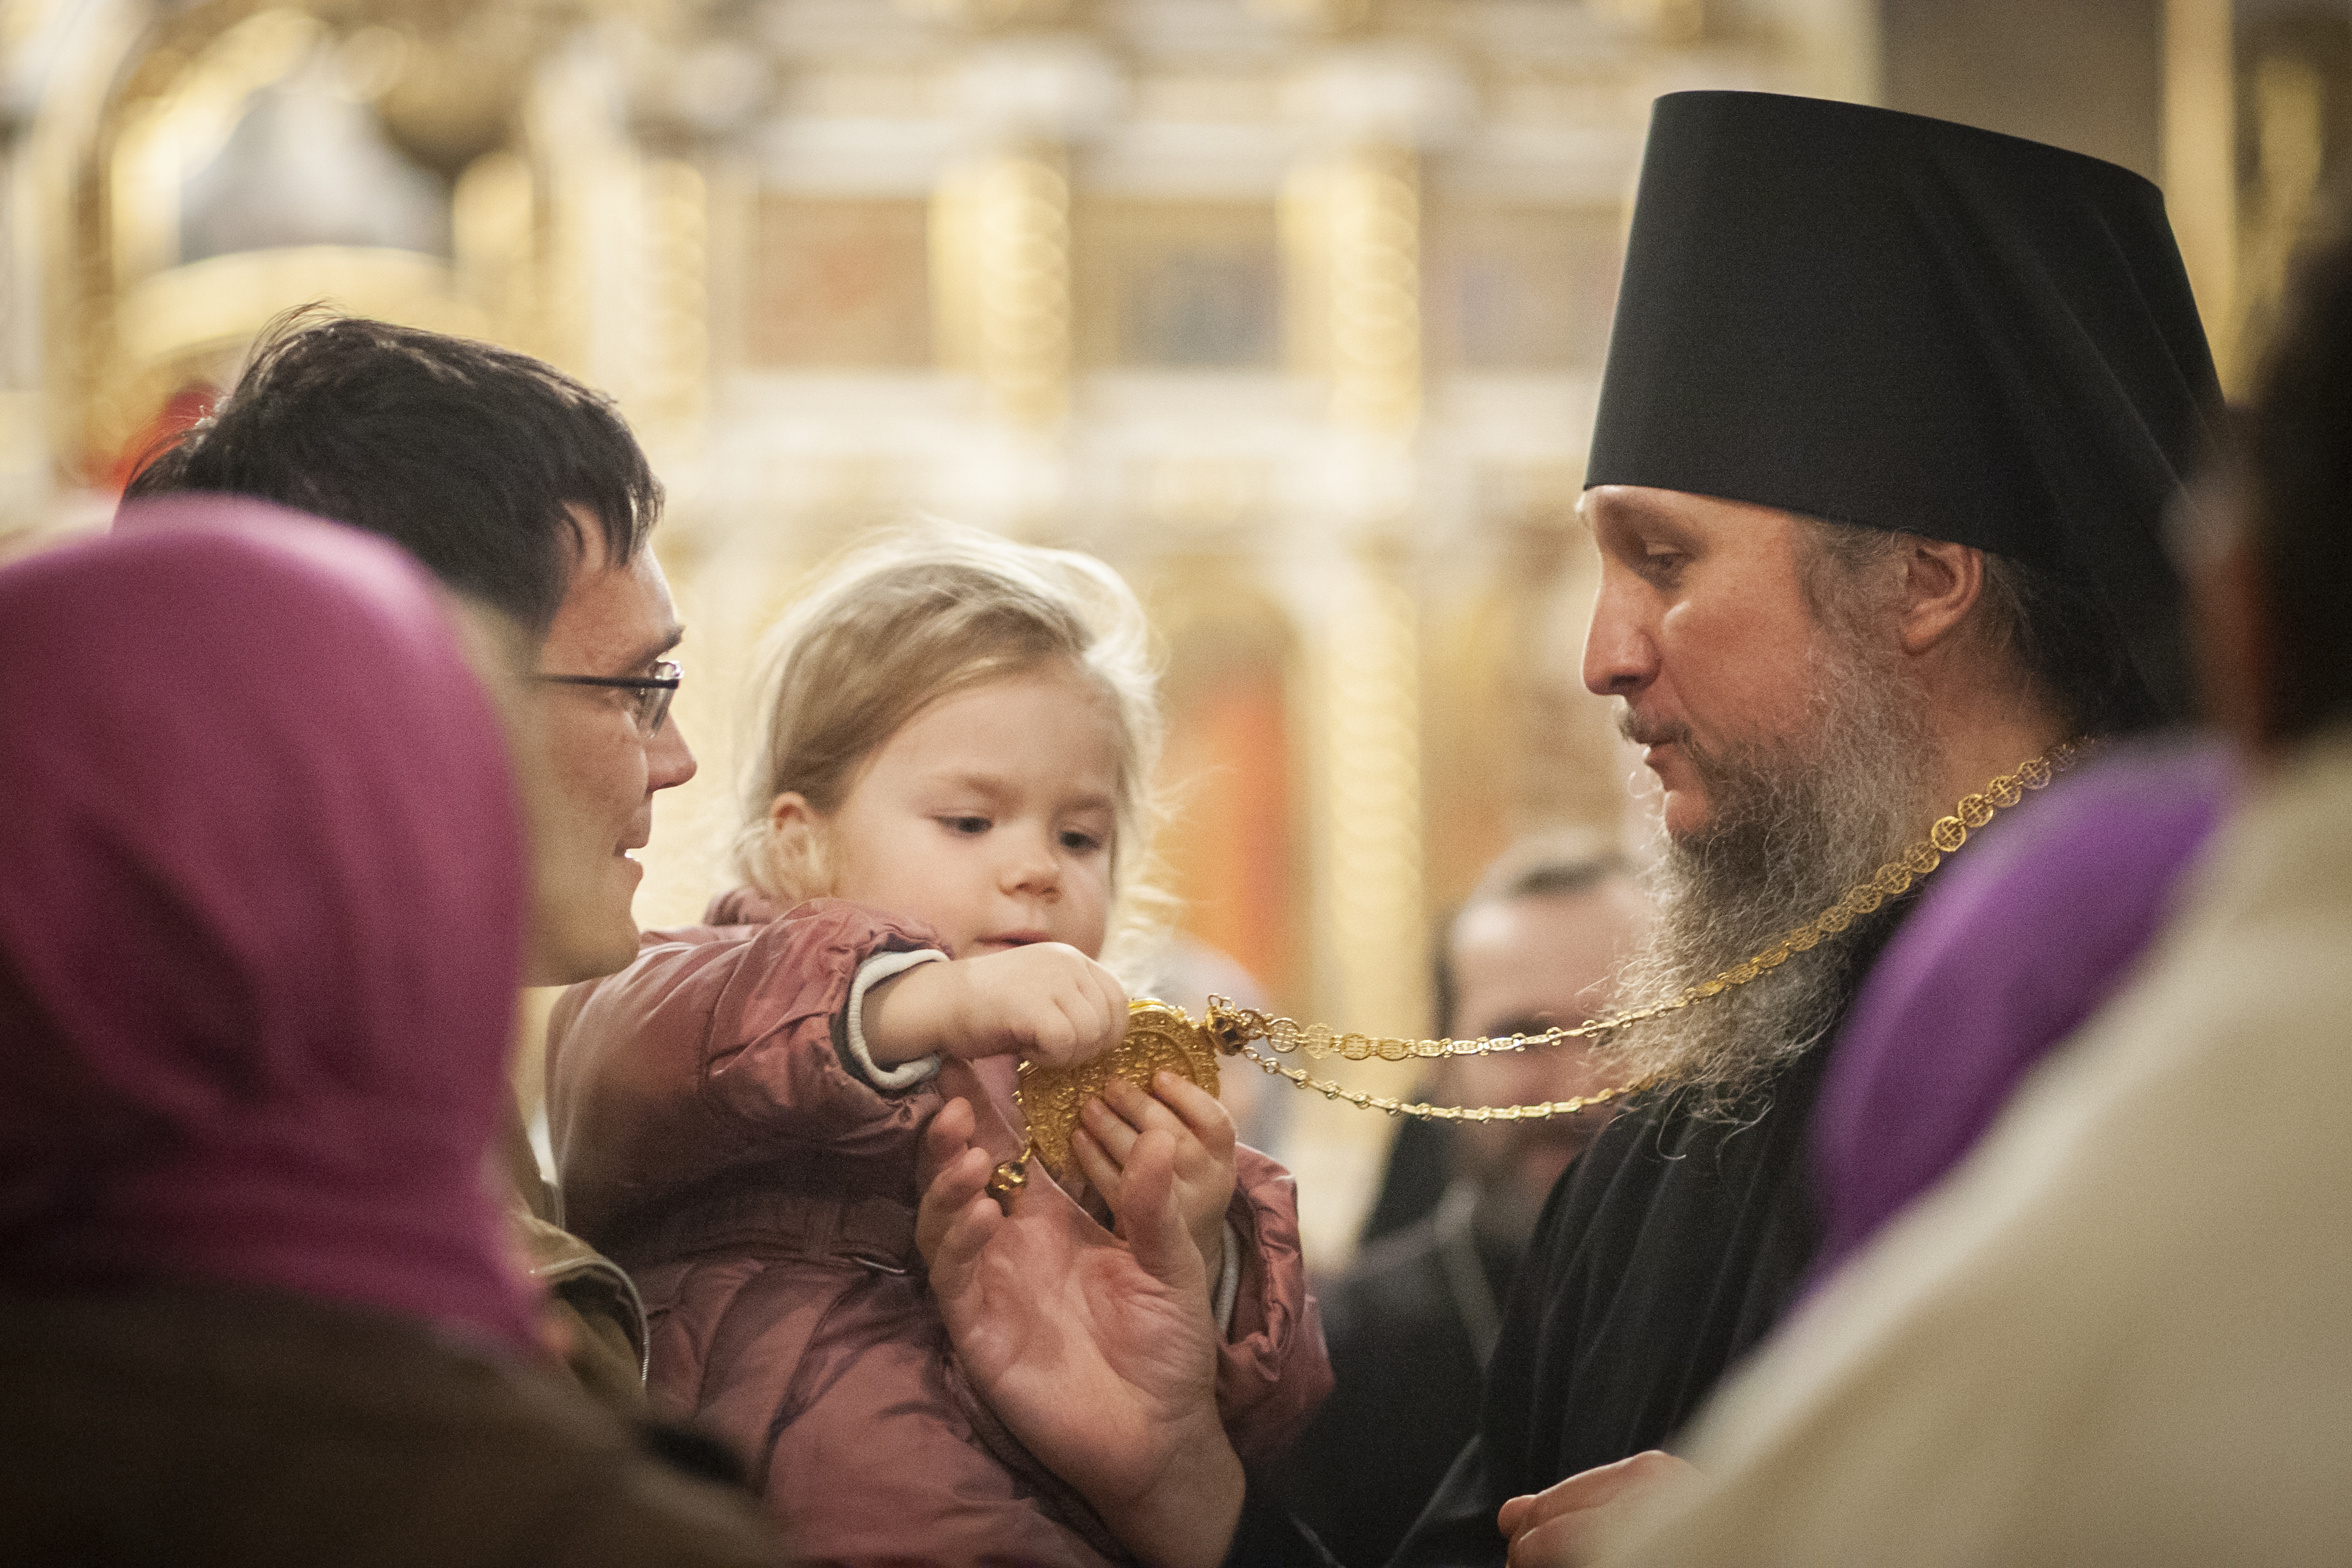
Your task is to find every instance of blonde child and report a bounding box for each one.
[544,531,1328,1565]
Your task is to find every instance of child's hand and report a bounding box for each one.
[863,943,1128,1069]
[1070,1071,1238,1295]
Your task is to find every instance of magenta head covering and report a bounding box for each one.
[0,497,539,1353]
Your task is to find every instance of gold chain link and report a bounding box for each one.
[1198,742,2087,1121]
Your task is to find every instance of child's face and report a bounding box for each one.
[822,661,1121,959]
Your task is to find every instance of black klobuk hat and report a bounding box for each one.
[1587,91,2221,726]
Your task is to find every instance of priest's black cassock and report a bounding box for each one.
[1226,91,2216,1568]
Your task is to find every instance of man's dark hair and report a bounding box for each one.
[2245,189,2352,744]
[126,310,660,633]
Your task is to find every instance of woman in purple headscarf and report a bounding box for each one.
[0,499,776,1566]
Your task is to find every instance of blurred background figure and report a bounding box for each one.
[1269,833,1647,1568]
[0,500,775,1566]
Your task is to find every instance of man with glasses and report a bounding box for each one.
[124,311,698,1408]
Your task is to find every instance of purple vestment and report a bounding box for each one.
[1810,739,2237,1282]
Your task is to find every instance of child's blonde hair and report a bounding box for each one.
[732,525,1166,976]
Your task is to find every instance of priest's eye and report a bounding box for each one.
[1636,546,1686,582]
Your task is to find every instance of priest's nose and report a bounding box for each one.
[1583,583,1658,698]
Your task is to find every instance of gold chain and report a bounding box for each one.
[1196,742,2088,1123]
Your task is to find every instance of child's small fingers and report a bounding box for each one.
[1069,1125,1122,1198]
[1099,1075,1180,1137]
[1079,1093,1142,1162]
[1149,1073,1237,1150]
[1030,1004,1079,1065]
[1085,961,1129,1026]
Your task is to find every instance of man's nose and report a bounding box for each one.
[1582,579,1658,699]
[647,713,698,792]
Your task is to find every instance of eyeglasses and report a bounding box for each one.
[532,660,682,735]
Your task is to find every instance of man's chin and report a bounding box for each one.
[1659,783,1715,844]
[523,905,644,988]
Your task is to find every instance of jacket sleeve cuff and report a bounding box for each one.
[845,948,950,1090]
[1214,1219,1241,1334]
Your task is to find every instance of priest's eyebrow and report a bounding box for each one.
[1602,489,1703,546]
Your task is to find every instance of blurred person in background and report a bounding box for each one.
[1270,834,1646,1568]
[1558,187,2352,1568]
[910,90,2221,1568]
[0,504,774,1566]
[124,312,697,1408]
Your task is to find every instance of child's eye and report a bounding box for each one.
[1059,829,1103,854]
[941,815,991,836]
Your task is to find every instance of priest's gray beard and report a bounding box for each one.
[1597,630,1942,1110]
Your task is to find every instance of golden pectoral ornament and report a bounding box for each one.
[985,745,2091,1199]
[989,999,1227,1199]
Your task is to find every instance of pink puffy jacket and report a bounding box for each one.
[546,893,1331,1566]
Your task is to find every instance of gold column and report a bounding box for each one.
[1293,141,1427,1040]
[640,156,710,444]
[453,150,539,349]
[2163,0,2238,385]
[1324,540,1425,1039]
[2236,47,2327,378]
[1317,145,1420,435]
[934,144,1072,430]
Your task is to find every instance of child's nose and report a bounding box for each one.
[999,828,1061,894]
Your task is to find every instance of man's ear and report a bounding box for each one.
[1896,538,1985,657]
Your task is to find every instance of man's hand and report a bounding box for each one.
[918,1096,1244,1568]
[864,944,1126,1068]
[1070,1072,1238,1289]
[1496,1451,1697,1567]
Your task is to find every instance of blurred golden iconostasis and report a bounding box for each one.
[2,0,2341,1263]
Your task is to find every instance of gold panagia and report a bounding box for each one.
[994,743,2088,1198]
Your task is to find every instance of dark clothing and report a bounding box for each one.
[1225,905,1902,1568]
[0,1284,782,1567]
[1269,1187,1517,1568]
[1392,1047,1835,1564]
[1224,1051,1838,1568]
[1353,1117,1455,1246]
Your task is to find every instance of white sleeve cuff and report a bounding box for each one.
[1213,1218,1241,1335]
[845,949,950,1090]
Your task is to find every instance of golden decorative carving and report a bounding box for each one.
[1013,999,1224,1185]
[933,145,1072,428]
[1325,146,1422,434]
[895,0,1077,30]
[1325,542,1425,1042]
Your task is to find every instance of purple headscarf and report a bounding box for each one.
[0,497,539,1353]
[1810,738,2236,1283]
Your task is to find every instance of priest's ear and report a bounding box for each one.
[1892,537,1984,658]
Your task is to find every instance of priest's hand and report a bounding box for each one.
[1496,1450,1697,1567]
[918,1096,1244,1568]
